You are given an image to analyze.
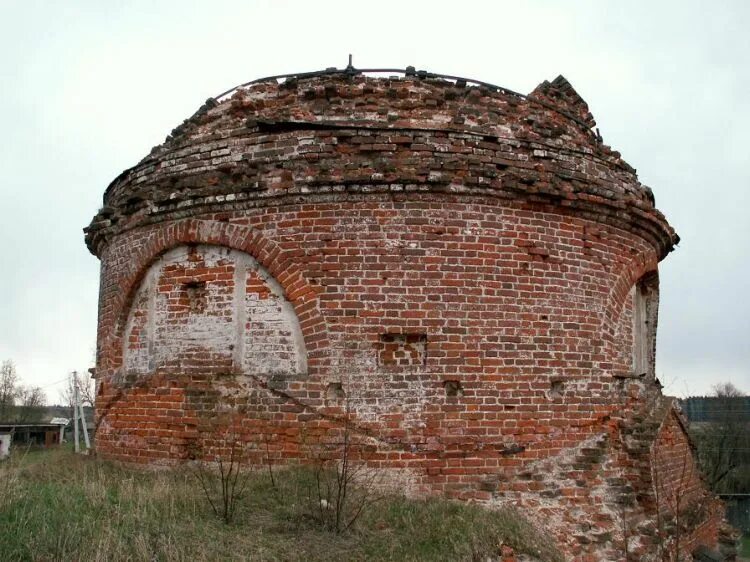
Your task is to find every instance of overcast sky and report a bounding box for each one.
[0,1,747,401]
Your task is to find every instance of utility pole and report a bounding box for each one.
[78,380,90,451]
[72,371,91,453]
[73,371,80,453]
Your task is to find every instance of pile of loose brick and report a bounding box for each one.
[85,71,730,560]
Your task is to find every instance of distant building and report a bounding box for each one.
[0,421,67,450]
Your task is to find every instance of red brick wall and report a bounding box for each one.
[86,73,723,560]
[650,411,724,560]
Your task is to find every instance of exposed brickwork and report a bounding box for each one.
[85,71,725,560]
[650,408,726,559]
[377,333,427,367]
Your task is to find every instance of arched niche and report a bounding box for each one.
[122,244,307,378]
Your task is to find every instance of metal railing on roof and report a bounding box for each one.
[214,57,598,136]
[215,63,525,101]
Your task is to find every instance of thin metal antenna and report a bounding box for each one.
[344,53,357,76]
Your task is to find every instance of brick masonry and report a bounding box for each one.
[85,71,728,560]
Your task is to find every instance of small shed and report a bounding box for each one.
[0,421,67,450]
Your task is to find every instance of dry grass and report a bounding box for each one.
[0,447,562,561]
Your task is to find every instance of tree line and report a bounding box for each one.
[0,360,46,423]
[688,382,750,496]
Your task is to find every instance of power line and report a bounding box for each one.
[36,376,70,390]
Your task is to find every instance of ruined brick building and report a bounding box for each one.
[85,66,731,560]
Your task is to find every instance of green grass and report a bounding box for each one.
[0,447,562,561]
[740,534,750,558]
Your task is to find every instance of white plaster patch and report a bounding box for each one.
[122,245,307,379]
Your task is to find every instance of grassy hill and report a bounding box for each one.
[0,448,562,561]
[0,447,562,561]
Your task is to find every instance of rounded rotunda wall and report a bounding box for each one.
[84,69,723,560]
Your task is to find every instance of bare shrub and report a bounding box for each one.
[190,432,250,524]
[262,431,277,490]
[305,405,383,533]
[652,428,709,561]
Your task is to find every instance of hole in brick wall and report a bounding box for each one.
[183,281,207,314]
[326,382,345,402]
[443,380,464,397]
[377,333,427,367]
[549,379,565,399]
[499,443,526,456]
